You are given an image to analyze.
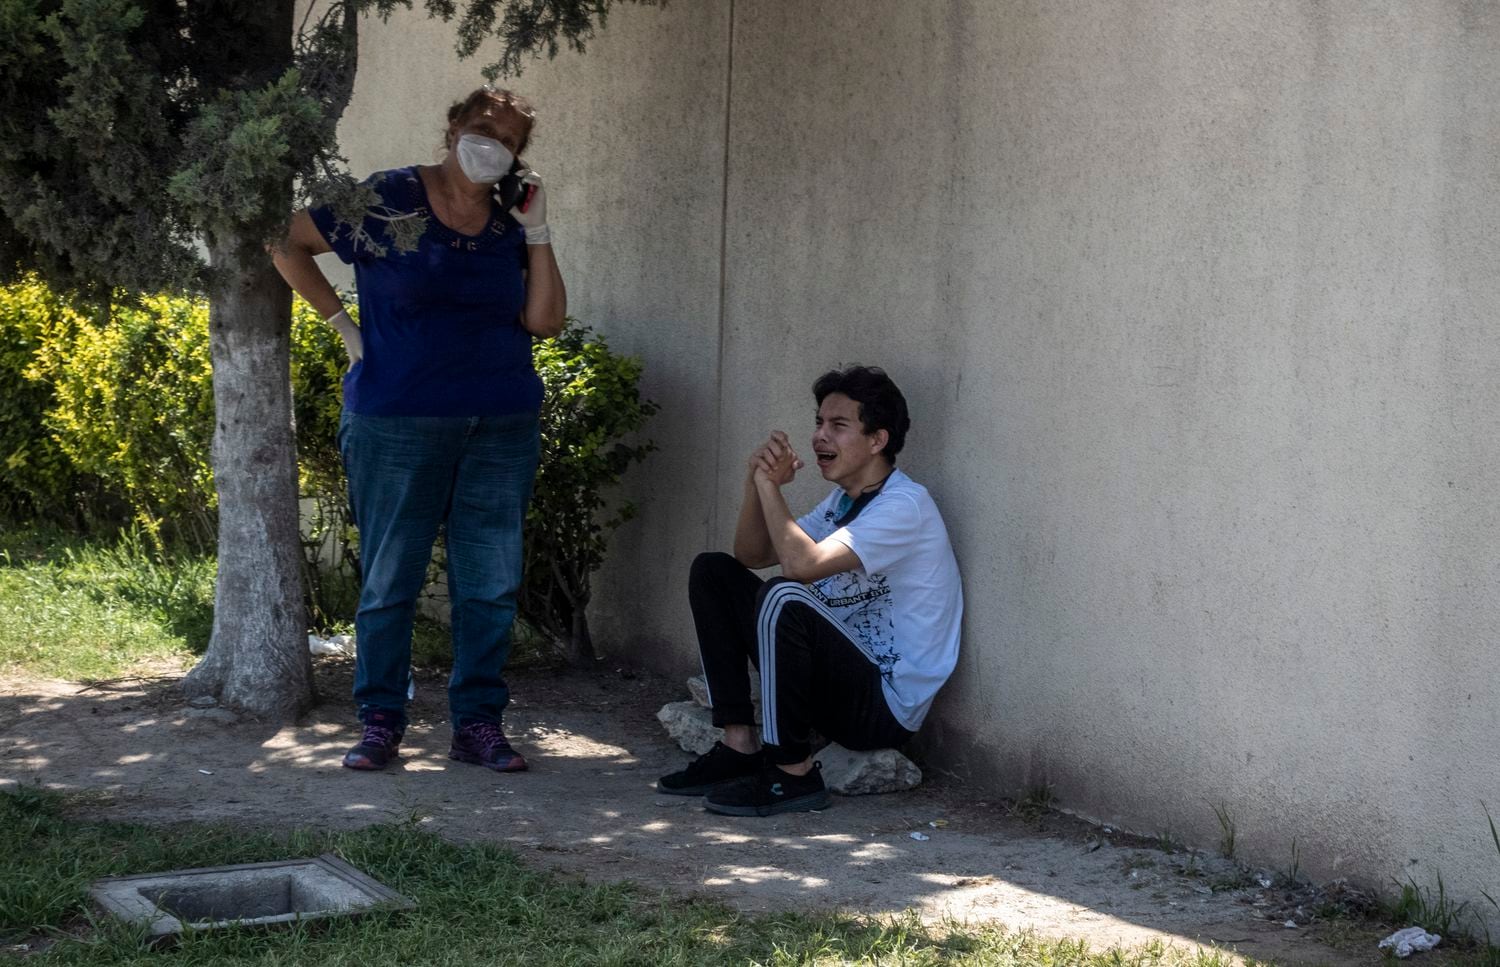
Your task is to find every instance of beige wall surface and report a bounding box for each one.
[329,0,1500,918]
[310,0,732,659]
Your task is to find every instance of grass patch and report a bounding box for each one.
[2,788,1264,966]
[1012,782,1057,823]
[1388,871,1473,940]
[0,528,211,679]
[1209,801,1236,860]
[0,527,565,684]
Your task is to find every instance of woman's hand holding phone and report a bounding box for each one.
[509,167,549,245]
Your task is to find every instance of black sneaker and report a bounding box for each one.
[704,761,829,816]
[656,741,762,796]
[342,712,404,770]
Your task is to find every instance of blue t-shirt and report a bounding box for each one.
[308,166,542,417]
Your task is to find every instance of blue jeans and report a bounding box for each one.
[338,410,540,729]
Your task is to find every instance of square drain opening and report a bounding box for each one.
[91,854,414,937]
[151,874,316,922]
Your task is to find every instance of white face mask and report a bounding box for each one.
[454,133,513,185]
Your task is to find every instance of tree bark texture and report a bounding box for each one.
[182,236,314,719]
[569,608,595,665]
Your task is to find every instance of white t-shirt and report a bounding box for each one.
[796,468,963,730]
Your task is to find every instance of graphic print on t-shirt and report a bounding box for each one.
[795,469,964,732]
[809,569,899,684]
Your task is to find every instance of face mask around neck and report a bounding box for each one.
[454,133,513,185]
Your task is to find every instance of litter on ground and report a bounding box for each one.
[1379,927,1441,958]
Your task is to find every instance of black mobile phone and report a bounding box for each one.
[496,158,534,213]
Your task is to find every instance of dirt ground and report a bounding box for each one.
[0,659,1390,965]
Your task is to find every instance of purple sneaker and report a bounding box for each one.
[449,721,528,772]
[342,712,403,770]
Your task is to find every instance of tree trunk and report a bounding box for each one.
[181,236,314,719]
[567,600,595,665]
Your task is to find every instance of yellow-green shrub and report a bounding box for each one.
[3,280,658,648]
[6,283,342,552]
[0,279,112,523]
[28,292,218,546]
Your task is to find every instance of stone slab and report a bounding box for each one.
[815,744,922,796]
[657,701,922,795]
[657,700,722,756]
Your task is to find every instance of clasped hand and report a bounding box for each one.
[748,430,803,487]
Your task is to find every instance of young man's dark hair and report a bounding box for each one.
[811,366,911,461]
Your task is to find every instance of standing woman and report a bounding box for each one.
[272,87,565,772]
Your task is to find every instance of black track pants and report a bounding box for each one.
[688,551,913,765]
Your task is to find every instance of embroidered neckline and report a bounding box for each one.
[406,166,512,248]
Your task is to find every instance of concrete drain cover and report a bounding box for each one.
[90,854,414,937]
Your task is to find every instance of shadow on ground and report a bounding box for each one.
[0,661,1383,965]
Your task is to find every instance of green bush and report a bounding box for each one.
[288,294,359,627]
[2,283,346,612]
[0,279,115,525]
[522,325,658,661]
[18,289,341,553]
[1,281,658,656]
[27,290,219,547]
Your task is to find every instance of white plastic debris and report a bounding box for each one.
[1379,927,1441,958]
[197,769,213,776]
[909,832,930,841]
[1256,873,1274,888]
[308,633,355,657]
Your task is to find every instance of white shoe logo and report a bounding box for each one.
[770,783,783,796]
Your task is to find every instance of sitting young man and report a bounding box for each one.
[657,365,963,816]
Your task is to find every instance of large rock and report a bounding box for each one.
[816,745,922,795]
[656,701,922,795]
[657,701,721,755]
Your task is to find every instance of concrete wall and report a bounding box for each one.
[330,0,1500,917]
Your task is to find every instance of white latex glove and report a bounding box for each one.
[326,308,363,366]
[509,168,550,245]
